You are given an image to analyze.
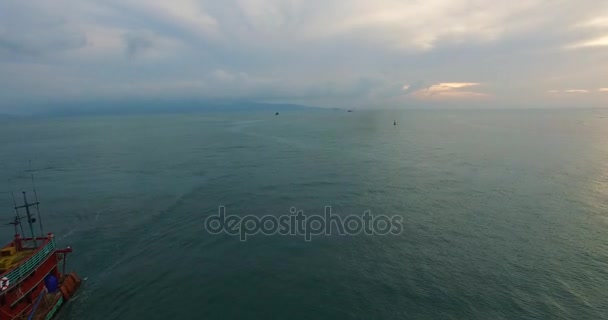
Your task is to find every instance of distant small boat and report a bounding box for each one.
[275,112,279,115]
[347,110,353,112]
[393,120,397,126]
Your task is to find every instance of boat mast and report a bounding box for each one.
[15,191,39,248]
[11,191,26,237]
[31,173,44,236]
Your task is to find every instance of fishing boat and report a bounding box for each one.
[0,190,81,320]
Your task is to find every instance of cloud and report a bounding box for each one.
[568,36,608,49]
[548,89,591,94]
[428,83,481,91]
[566,12,608,49]
[401,81,428,95]
[295,0,558,52]
[578,17,608,28]
[1,0,608,111]
[0,7,86,57]
[407,82,489,100]
[124,32,154,58]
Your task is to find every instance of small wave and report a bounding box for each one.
[57,229,75,240]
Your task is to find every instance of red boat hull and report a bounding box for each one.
[0,234,80,320]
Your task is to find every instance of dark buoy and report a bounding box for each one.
[394,120,397,126]
[275,112,279,115]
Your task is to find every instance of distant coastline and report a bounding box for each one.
[0,99,329,118]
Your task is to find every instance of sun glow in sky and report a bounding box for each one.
[1,0,607,112]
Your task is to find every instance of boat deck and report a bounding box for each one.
[0,246,36,273]
[32,292,63,320]
[9,292,63,320]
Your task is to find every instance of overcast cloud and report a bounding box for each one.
[1,0,607,112]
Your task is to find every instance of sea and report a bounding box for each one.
[0,108,607,319]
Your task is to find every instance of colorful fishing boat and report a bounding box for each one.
[0,191,81,320]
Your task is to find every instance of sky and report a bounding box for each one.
[1,0,607,112]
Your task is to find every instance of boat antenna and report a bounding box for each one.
[30,171,44,236]
[11,190,26,237]
[6,217,20,236]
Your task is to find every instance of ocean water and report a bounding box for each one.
[1,108,607,319]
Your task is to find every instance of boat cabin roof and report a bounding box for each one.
[0,240,39,273]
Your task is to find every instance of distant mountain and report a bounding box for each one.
[40,99,318,117]
[0,113,24,120]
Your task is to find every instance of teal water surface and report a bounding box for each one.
[1,109,607,319]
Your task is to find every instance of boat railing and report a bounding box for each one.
[1,236,56,288]
[21,236,57,242]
